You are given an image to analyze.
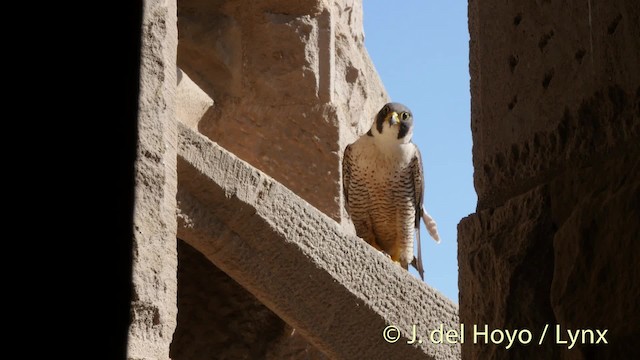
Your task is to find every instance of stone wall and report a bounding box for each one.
[170,239,328,359]
[127,0,179,359]
[174,122,460,359]
[169,0,391,358]
[460,0,639,358]
[130,0,462,358]
[177,0,386,223]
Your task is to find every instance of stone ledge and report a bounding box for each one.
[176,122,460,360]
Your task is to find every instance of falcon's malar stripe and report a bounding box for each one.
[398,122,411,139]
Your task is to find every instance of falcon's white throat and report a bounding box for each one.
[371,116,414,153]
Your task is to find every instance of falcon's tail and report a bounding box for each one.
[412,226,424,281]
[422,207,441,243]
[412,209,440,281]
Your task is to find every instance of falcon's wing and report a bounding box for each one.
[410,146,441,280]
[411,145,441,242]
[342,144,353,210]
[410,145,426,280]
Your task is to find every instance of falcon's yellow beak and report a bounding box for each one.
[388,111,400,126]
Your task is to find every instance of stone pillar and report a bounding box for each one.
[460,0,639,358]
[127,0,179,358]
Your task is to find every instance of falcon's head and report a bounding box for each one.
[368,102,414,145]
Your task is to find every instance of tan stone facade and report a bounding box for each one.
[130,0,638,358]
[177,0,387,224]
[128,0,179,358]
[459,0,639,358]
[131,0,459,359]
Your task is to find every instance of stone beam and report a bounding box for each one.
[176,122,461,360]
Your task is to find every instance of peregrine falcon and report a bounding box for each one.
[342,102,440,280]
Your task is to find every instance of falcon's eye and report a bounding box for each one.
[382,105,390,114]
[401,112,410,120]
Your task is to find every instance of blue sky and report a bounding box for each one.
[363,1,474,303]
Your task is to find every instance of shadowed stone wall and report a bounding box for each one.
[170,240,328,359]
[460,0,639,358]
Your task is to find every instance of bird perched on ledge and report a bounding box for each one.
[342,102,440,280]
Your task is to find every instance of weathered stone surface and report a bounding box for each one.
[469,0,640,209]
[175,70,323,357]
[266,325,329,360]
[458,186,557,359]
[128,0,178,358]
[176,122,460,360]
[461,0,640,358]
[459,150,639,359]
[176,69,214,130]
[549,151,640,359]
[173,1,389,357]
[171,239,328,360]
[134,0,459,358]
[177,0,386,223]
[170,1,396,358]
[170,240,286,360]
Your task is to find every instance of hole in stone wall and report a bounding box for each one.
[575,48,586,64]
[513,13,522,26]
[538,30,554,52]
[508,95,518,110]
[509,55,519,73]
[607,14,622,35]
[542,68,555,89]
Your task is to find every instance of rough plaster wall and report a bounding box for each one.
[460,0,639,358]
[128,0,179,358]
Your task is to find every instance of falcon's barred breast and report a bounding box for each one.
[343,102,440,280]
